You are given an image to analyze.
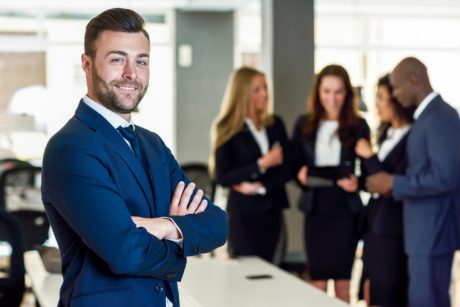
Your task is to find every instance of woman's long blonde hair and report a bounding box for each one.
[209,67,273,177]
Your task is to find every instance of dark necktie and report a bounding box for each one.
[117,126,156,216]
[117,125,142,159]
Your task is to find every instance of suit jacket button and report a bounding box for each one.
[191,246,199,253]
[155,285,164,293]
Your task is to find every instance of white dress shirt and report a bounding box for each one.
[315,120,341,166]
[377,125,411,161]
[414,92,438,120]
[83,96,177,307]
[245,118,268,195]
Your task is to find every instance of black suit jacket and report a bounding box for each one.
[363,130,409,235]
[292,114,370,215]
[215,116,292,213]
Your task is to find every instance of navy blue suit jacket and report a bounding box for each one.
[41,101,228,307]
[393,95,460,256]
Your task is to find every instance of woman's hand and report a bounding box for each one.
[297,165,309,186]
[258,144,283,171]
[336,175,358,192]
[233,181,263,195]
[355,138,373,159]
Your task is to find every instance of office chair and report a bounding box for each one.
[10,210,50,252]
[0,165,49,251]
[181,162,216,202]
[0,163,41,210]
[0,210,26,307]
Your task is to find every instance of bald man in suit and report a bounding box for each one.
[366,57,460,307]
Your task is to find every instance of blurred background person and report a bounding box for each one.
[355,74,414,307]
[292,64,370,302]
[366,57,460,307]
[210,67,292,265]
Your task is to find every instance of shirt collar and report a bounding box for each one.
[245,117,264,132]
[414,92,438,120]
[387,125,411,138]
[82,95,134,129]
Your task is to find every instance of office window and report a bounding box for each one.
[315,2,460,133]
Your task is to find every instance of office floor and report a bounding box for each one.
[21,251,460,307]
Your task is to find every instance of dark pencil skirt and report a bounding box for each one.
[363,233,408,306]
[303,187,359,280]
[227,207,283,264]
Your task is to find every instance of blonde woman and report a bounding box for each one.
[210,67,292,264]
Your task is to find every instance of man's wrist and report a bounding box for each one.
[161,217,182,240]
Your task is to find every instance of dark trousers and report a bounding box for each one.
[408,253,454,307]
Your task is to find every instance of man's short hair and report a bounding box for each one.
[84,8,150,58]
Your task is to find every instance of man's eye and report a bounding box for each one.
[111,58,124,63]
[137,59,148,66]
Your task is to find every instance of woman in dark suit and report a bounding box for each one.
[292,64,370,302]
[355,74,414,307]
[210,67,292,264]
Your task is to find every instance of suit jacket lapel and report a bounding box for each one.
[74,101,155,216]
[241,123,263,157]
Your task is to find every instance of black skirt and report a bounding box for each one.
[227,207,283,264]
[304,187,359,280]
[362,233,408,306]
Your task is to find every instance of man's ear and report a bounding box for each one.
[81,54,92,75]
[408,74,418,86]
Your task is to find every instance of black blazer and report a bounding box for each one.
[292,114,370,215]
[215,116,292,213]
[363,129,409,236]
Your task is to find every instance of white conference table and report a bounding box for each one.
[25,251,347,307]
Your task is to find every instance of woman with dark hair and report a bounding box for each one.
[355,74,415,307]
[292,64,370,302]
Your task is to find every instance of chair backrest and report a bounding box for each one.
[9,210,50,252]
[0,210,25,307]
[0,165,42,210]
[181,163,216,202]
[0,164,49,251]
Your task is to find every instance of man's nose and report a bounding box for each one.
[122,61,137,80]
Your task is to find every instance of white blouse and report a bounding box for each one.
[245,118,269,195]
[377,125,411,161]
[315,120,341,166]
[245,118,269,155]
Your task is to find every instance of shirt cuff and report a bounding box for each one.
[256,158,266,174]
[161,217,183,248]
[256,186,267,195]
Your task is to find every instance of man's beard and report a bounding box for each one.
[91,66,148,114]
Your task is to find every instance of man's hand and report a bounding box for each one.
[337,175,358,192]
[297,165,308,186]
[169,181,208,216]
[131,216,181,240]
[366,171,394,196]
[233,181,263,195]
[131,181,208,240]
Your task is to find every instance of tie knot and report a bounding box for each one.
[117,125,136,143]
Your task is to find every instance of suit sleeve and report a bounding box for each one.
[393,112,460,200]
[215,134,262,187]
[159,140,228,257]
[356,119,371,189]
[260,116,296,191]
[290,115,312,189]
[42,136,186,281]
